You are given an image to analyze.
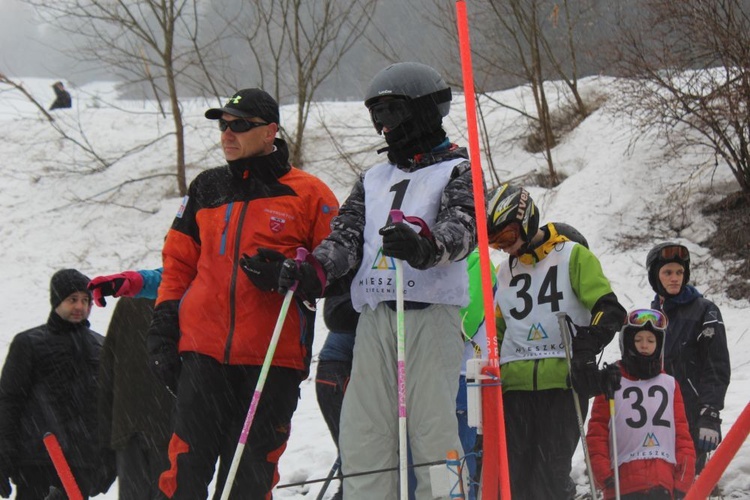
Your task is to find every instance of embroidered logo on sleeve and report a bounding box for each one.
[176,196,189,218]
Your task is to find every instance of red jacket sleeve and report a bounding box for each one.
[673,383,696,494]
[586,394,613,491]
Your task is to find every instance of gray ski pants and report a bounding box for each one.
[339,302,464,499]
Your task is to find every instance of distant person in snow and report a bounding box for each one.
[147,88,338,498]
[49,81,72,110]
[276,62,476,498]
[0,269,115,499]
[646,243,730,474]
[487,184,626,499]
[89,269,172,500]
[586,308,695,499]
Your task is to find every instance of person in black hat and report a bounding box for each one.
[0,269,115,499]
[646,242,730,474]
[146,89,339,498]
[49,81,72,110]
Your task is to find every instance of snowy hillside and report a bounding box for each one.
[0,77,747,498]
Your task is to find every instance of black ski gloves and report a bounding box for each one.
[278,255,326,302]
[572,324,609,357]
[147,300,181,396]
[379,221,437,269]
[697,406,722,452]
[240,249,286,292]
[570,354,600,397]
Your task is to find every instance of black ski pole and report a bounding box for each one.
[276,459,446,490]
[315,456,341,500]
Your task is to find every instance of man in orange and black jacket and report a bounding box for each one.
[147,88,338,499]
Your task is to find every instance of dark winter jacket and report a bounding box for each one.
[49,83,72,110]
[652,285,731,432]
[98,297,173,451]
[0,312,106,471]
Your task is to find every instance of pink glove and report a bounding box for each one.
[88,271,144,307]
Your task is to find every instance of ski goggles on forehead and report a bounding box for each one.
[658,244,689,260]
[489,223,520,249]
[369,99,413,130]
[627,309,668,331]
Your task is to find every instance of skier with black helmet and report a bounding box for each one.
[487,183,626,499]
[586,309,696,499]
[646,242,730,473]
[276,62,476,498]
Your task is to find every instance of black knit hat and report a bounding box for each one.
[205,88,280,125]
[50,269,91,309]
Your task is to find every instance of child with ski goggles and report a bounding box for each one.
[586,308,695,499]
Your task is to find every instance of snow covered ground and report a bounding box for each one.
[0,76,747,498]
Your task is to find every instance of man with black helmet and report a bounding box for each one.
[146,88,339,498]
[487,183,626,499]
[646,242,730,473]
[276,62,476,498]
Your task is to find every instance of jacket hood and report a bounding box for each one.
[652,284,702,310]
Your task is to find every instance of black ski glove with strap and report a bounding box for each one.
[240,248,286,292]
[697,406,722,452]
[278,250,327,302]
[379,216,437,270]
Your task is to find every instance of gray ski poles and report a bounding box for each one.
[556,312,598,500]
[219,248,307,500]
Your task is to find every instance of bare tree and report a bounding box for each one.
[613,0,750,193]
[224,0,378,168]
[423,0,596,187]
[22,0,230,196]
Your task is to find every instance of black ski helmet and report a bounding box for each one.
[364,62,452,134]
[619,315,666,379]
[646,242,690,297]
[487,184,540,244]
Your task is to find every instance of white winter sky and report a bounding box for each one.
[0,73,748,499]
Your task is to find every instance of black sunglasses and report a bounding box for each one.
[218,118,269,133]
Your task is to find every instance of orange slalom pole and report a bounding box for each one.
[43,432,84,500]
[455,1,512,498]
[685,402,750,500]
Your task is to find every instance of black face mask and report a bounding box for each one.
[620,327,664,379]
[622,350,662,379]
[383,117,446,166]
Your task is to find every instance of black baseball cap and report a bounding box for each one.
[205,88,280,125]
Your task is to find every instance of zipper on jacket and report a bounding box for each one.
[224,201,251,363]
[533,359,539,391]
[219,203,233,256]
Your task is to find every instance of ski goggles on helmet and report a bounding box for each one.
[658,244,689,261]
[488,223,521,249]
[626,309,668,332]
[218,118,269,133]
[369,99,413,131]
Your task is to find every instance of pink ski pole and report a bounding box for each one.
[219,247,307,500]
